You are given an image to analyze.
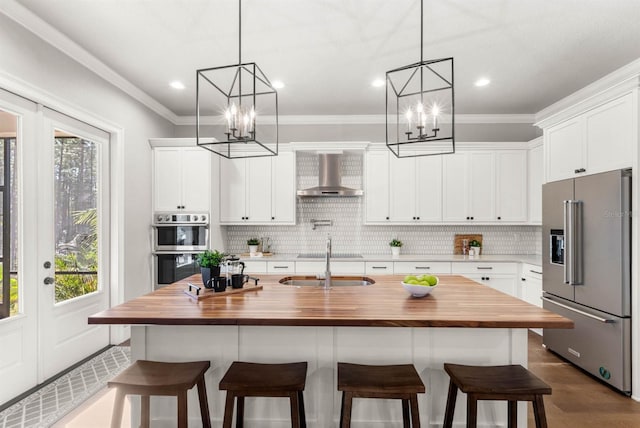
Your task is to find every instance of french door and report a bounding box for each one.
[37,109,110,381]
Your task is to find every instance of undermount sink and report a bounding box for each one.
[279,276,375,287]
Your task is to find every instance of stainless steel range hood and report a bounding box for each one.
[297,153,363,197]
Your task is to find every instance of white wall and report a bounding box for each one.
[0,13,174,301]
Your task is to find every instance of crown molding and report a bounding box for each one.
[0,0,179,124]
[526,136,543,149]
[535,58,640,129]
[181,113,535,126]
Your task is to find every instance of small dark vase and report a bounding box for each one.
[201,266,221,288]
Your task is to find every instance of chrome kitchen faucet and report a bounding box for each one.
[324,234,332,289]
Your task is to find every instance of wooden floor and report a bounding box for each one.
[527,331,640,428]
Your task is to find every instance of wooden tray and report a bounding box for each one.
[183,283,263,301]
[453,234,483,255]
[239,252,274,257]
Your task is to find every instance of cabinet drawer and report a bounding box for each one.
[332,261,365,275]
[267,262,295,273]
[365,262,394,275]
[393,261,451,275]
[295,261,324,274]
[242,260,267,274]
[522,263,543,281]
[452,262,517,275]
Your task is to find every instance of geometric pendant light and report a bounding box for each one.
[196,0,278,159]
[386,0,455,158]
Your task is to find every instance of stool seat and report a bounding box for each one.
[337,363,425,428]
[108,360,211,428]
[444,364,552,396]
[219,361,308,428]
[443,363,551,428]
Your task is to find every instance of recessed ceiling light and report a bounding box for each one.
[170,81,185,90]
[272,80,285,89]
[371,79,385,88]
[475,78,491,87]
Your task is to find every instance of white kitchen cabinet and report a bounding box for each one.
[243,260,268,274]
[365,149,442,223]
[393,261,451,275]
[520,263,543,308]
[528,143,543,224]
[545,93,633,182]
[443,151,525,223]
[219,151,296,224]
[294,260,364,275]
[452,262,518,297]
[267,261,295,274]
[365,261,394,275]
[153,147,211,212]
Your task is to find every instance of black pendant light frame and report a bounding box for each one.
[386,0,455,158]
[196,0,279,159]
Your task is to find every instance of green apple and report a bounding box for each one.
[404,275,418,282]
[426,275,438,286]
[407,279,419,285]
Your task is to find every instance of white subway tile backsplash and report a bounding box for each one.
[225,152,542,255]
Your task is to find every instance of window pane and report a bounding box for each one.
[54,134,98,303]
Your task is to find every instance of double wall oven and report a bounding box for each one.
[153,212,209,288]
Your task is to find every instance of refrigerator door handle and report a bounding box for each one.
[542,296,615,323]
[564,200,583,285]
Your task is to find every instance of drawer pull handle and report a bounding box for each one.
[371,266,388,269]
[476,267,493,270]
[542,297,615,323]
[530,270,543,275]
[273,266,289,269]
[415,266,430,270]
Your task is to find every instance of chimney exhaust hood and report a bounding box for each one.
[297,153,363,197]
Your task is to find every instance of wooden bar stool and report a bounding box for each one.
[337,362,425,428]
[108,360,211,428]
[443,363,552,428]
[219,361,308,428]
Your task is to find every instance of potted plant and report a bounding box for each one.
[247,238,260,254]
[469,239,482,256]
[389,238,403,258]
[197,249,226,288]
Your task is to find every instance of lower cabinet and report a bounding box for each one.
[295,261,365,275]
[393,261,451,275]
[520,263,543,308]
[452,262,518,297]
[365,262,394,275]
[243,260,268,274]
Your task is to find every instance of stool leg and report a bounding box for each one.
[222,392,235,428]
[466,394,478,428]
[402,399,410,428]
[532,395,548,428]
[443,381,458,428]
[141,395,150,428]
[196,378,212,428]
[341,392,353,428]
[236,396,245,428]
[339,392,345,426]
[110,389,126,428]
[507,400,517,428]
[289,391,301,428]
[409,394,420,428]
[297,391,307,428]
[177,390,188,428]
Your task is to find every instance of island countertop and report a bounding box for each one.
[89,274,572,329]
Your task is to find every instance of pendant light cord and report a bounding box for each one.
[420,0,423,64]
[238,0,242,64]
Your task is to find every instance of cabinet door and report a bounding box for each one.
[364,150,390,222]
[389,154,416,221]
[495,151,527,222]
[546,118,583,182]
[271,151,296,224]
[467,275,516,297]
[246,157,272,222]
[416,155,442,221]
[442,152,467,221]
[467,152,495,221]
[219,158,246,222]
[153,148,183,211]
[522,276,542,308]
[181,148,211,212]
[528,144,543,224]
[584,93,633,174]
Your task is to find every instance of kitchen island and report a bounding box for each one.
[90,274,572,427]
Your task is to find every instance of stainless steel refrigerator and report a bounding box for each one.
[542,168,631,394]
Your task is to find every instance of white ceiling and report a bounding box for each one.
[11,0,640,119]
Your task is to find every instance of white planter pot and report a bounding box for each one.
[249,245,259,254]
[391,247,401,258]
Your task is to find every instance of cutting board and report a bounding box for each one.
[453,234,483,255]
[183,283,263,301]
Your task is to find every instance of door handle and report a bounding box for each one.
[43,277,55,285]
[542,297,614,323]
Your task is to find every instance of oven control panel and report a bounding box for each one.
[153,212,209,225]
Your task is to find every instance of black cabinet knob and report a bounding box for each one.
[466,216,470,220]
[417,217,420,220]
[471,216,474,220]
[497,216,501,220]
[386,216,389,220]
[522,278,526,281]
[271,216,275,220]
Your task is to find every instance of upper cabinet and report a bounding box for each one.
[219,151,296,224]
[153,147,211,212]
[527,141,543,224]
[364,149,442,224]
[442,150,526,223]
[545,93,633,182]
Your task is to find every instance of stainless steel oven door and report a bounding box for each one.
[154,252,202,288]
[154,224,209,251]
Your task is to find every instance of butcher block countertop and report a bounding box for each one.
[88,274,573,329]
